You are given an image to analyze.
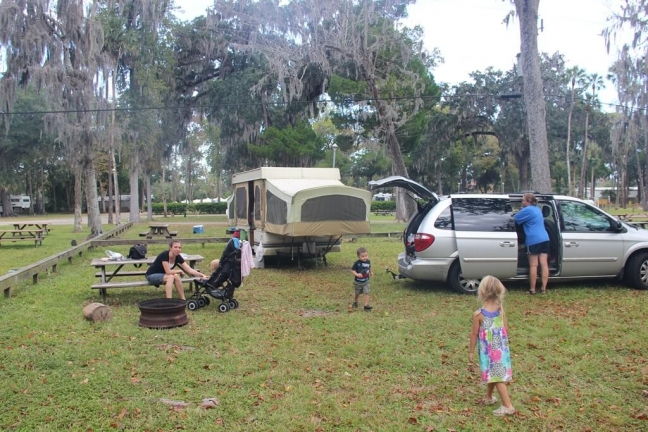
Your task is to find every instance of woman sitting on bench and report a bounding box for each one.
[146,240,207,300]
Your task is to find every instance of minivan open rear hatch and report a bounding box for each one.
[368,176,438,204]
[369,176,439,256]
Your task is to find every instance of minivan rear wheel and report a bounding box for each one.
[626,252,648,290]
[448,261,480,294]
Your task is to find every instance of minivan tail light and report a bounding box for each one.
[414,233,435,252]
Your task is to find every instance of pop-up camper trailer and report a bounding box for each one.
[227,167,371,263]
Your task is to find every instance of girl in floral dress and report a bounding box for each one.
[468,275,516,416]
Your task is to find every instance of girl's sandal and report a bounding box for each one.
[480,396,497,405]
[540,289,547,294]
[528,290,536,295]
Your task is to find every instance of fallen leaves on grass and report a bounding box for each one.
[632,410,648,420]
[299,309,334,318]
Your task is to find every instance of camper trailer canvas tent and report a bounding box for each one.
[227,167,371,260]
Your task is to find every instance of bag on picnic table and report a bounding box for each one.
[127,243,148,263]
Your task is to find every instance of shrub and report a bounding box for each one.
[152,202,227,214]
[370,200,395,212]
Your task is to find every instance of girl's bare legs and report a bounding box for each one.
[486,383,496,400]
[495,382,514,409]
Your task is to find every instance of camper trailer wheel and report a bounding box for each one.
[197,297,206,308]
[201,296,211,306]
[228,299,239,309]
[218,302,230,313]
[186,300,199,311]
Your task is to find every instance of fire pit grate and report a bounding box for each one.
[138,298,188,329]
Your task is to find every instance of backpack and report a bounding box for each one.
[128,243,147,260]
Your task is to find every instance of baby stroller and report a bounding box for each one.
[188,245,242,313]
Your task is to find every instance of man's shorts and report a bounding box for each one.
[527,241,550,255]
[146,273,165,286]
[354,280,370,295]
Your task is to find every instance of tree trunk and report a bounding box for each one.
[435,159,443,195]
[216,171,222,203]
[515,0,552,192]
[27,171,34,215]
[84,160,103,237]
[129,152,140,223]
[145,173,153,221]
[107,160,114,225]
[162,165,169,217]
[565,101,574,195]
[368,77,414,221]
[111,149,121,224]
[35,174,45,214]
[73,164,83,232]
[578,110,590,198]
[0,188,13,217]
[590,166,596,202]
[186,154,194,203]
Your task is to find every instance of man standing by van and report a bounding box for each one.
[514,193,550,294]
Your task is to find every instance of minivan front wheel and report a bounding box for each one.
[626,252,648,290]
[448,261,480,294]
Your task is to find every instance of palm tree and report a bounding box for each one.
[565,67,586,195]
[578,73,605,198]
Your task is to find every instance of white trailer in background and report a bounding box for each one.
[227,167,371,265]
[0,195,31,215]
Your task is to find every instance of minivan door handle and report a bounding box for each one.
[499,241,516,247]
[564,241,579,247]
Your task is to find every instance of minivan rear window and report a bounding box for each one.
[452,198,516,232]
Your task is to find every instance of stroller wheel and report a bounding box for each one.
[228,299,239,309]
[201,296,211,306]
[187,300,199,311]
[218,302,230,313]
[197,297,206,308]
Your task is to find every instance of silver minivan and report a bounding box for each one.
[370,176,648,294]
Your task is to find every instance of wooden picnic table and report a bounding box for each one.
[12,222,50,235]
[0,229,44,246]
[139,223,178,239]
[90,254,204,300]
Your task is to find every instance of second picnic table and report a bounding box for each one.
[90,254,204,300]
[12,222,50,236]
[139,223,178,239]
[0,229,45,246]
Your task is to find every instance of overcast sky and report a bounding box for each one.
[178,0,623,107]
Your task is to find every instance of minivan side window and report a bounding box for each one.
[434,207,452,230]
[452,198,516,232]
[558,201,615,232]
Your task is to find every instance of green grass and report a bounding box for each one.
[0,224,100,275]
[1,218,646,430]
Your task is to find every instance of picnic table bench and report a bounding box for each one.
[90,254,204,300]
[0,229,44,246]
[139,223,178,239]
[12,223,50,236]
[373,210,395,216]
